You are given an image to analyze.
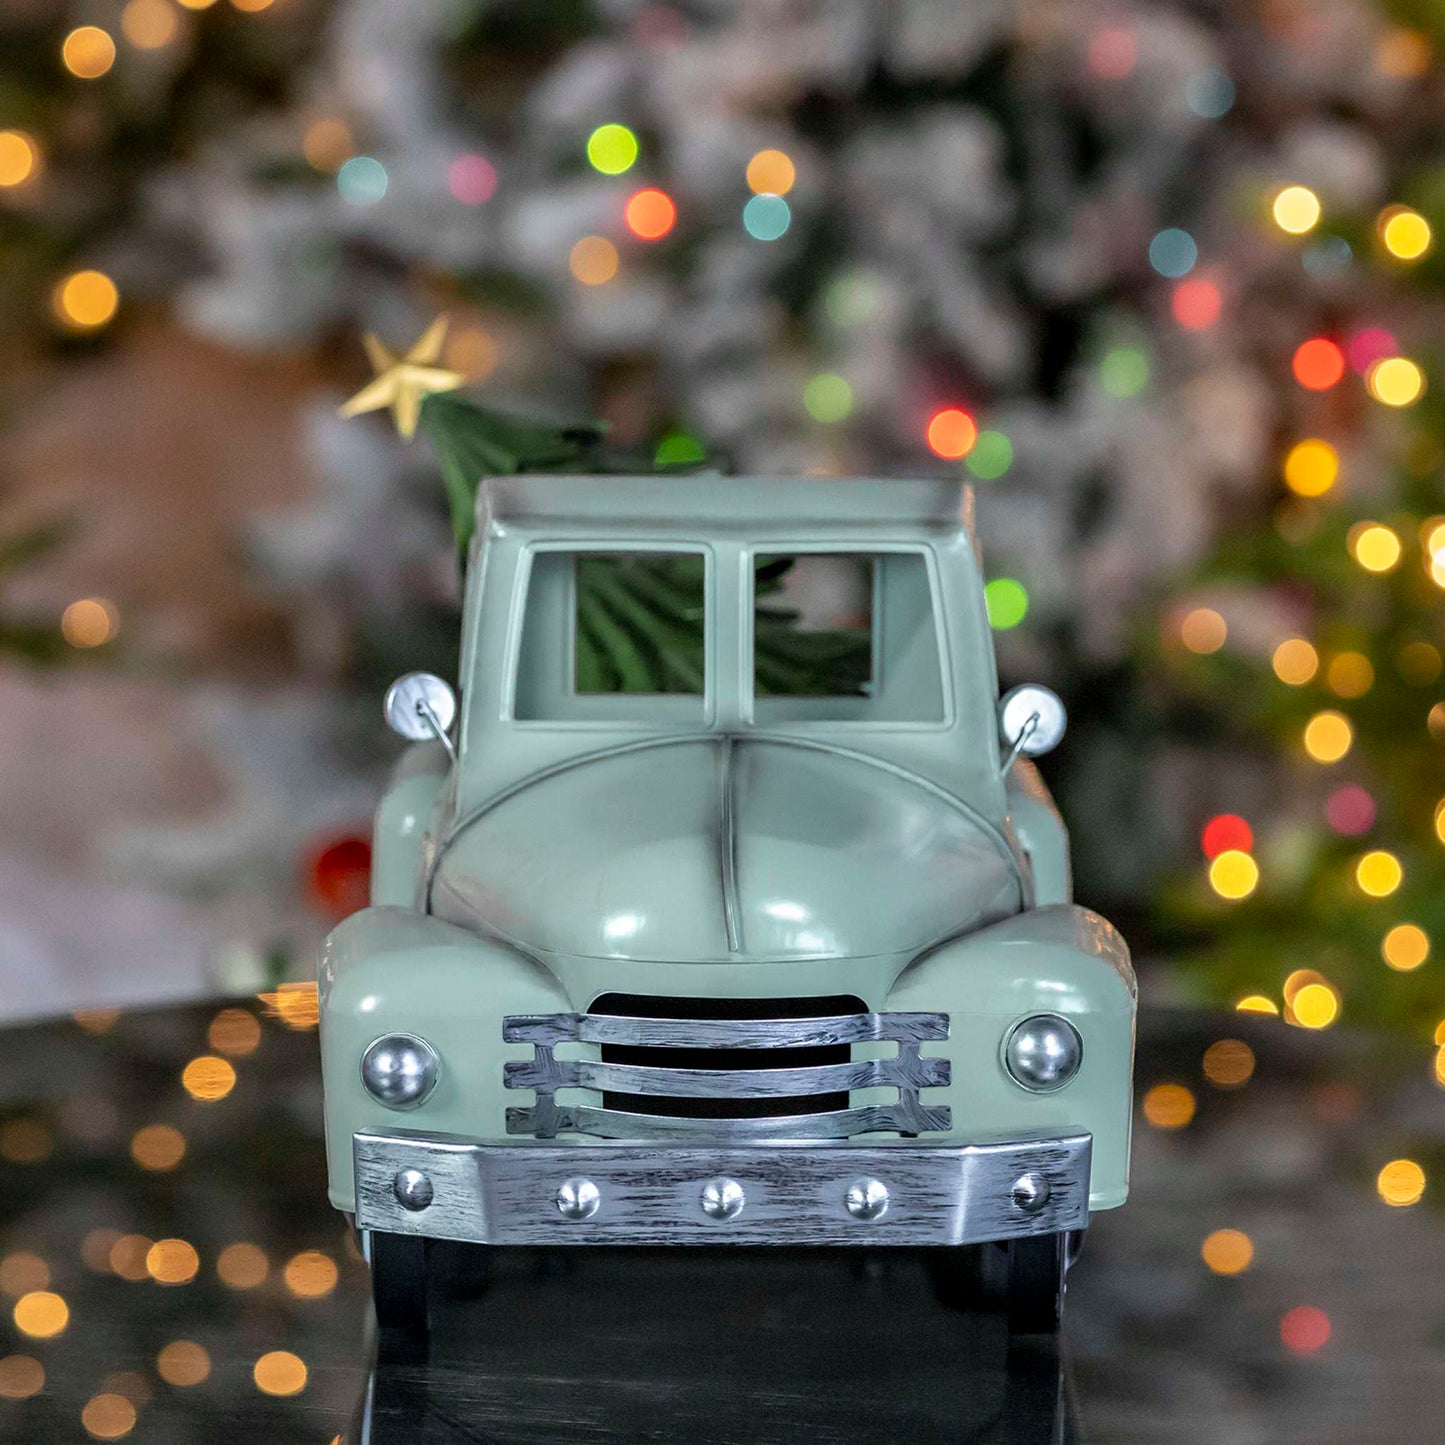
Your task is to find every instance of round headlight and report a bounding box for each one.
[1003,1014,1083,1092]
[360,1033,440,1109]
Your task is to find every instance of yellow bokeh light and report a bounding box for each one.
[1376,27,1432,77]
[302,118,353,173]
[0,1355,44,1400]
[1142,1082,1196,1129]
[0,131,40,188]
[1272,638,1318,686]
[1382,923,1429,971]
[1208,849,1258,900]
[1430,703,1445,742]
[13,1291,68,1340]
[283,1250,339,1299]
[1290,981,1340,1029]
[1272,185,1321,235]
[181,1055,237,1102]
[1349,522,1402,573]
[145,1239,199,1286]
[61,598,119,648]
[1326,651,1373,698]
[232,0,277,11]
[176,0,218,8]
[207,1007,261,1057]
[1377,1158,1425,1207]
[1235,994,1279,1015]
[108,1235,152,1282]
[130,1123,185,1172]
[1436,1045,1445,1087]
[1180,607,1227,655]
[1303,710,1352,763]
[746,149,796,196]
[216,1242,268,1289]
[0,1253,50,1298]
[54,271,119,330]
[0,1119,52,1164]
[1398,641,1441,686]
[63,26,117,79]
[80,1393,136,1440]
[568,235,619,286]
[1282,439,1337,497]
[445,324,498,381]
[156,1340,211,1387]
[1368,356,1425,407]
[1435,798,1445,844]
[1380,208,1432,261]
[121,0,180,49]
[1355,849,1403,897]
[1201,1228,1254,1275]
[1202,1038,1255,1087]
[259,982,319,1029]
[253,1350,308,1397]
[1283,968,1324,1004]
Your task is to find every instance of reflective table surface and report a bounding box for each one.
[0,993,1442,1442]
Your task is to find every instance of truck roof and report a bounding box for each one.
[478,472,975,535]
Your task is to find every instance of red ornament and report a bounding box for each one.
[1201,813,1253,859]
[305,833,373,920]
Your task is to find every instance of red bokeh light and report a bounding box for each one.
[926,408,978,460]
[625,188,677,240]
[448,154,497,206]
[305,833,372,919]
[1088,28,1137,79]
[1172,278,1221,330]
[1325,784,1375,836]
[1201,813,1253,858]
[1346,327,1397,376]
[1280,1305,1331,1354]
[1292,338,1345,391]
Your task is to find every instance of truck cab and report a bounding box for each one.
[319,473,1135,1336]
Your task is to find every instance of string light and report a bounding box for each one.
[0,131,39,188]
[62,26,116,78]
[1303,710,1352,762]
[741,193,790,241]
[568,236,619,285]
[1201,814,1252,858]
[1292,337,1345,390]
[1325,650,1373,698]
[1272,638,1319,685]
[1208,849,1258,899]
[746,149,795,195]
[1282,439,1337,497]
[586,124,638,175]
[54,272,119,331]
[1382,924,1429,971]
[1180,607,1227,654]
[803,374,852,424]
[1354,849,1402,897]
[1142,1083,1195,1128]
[627,188,676,240]
[1367,356,1424,406]
[1201,1228,1253,1274]
[1378,206,1432,261]
[926,408,976,459]
[1376,1159,1425,1206]
[1272,185,1321,234]
[983,578,1028,630]
[1348,522,1401,573]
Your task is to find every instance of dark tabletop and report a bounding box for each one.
[0,993,1442,1444]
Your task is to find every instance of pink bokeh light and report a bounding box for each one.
[448,154,498,207]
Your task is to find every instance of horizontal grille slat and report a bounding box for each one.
[505,1101,954,1141]
[503,1011,949,1049]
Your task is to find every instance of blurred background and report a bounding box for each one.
[1,0,1442,1065]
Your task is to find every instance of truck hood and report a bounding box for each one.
[429,735,1023,967]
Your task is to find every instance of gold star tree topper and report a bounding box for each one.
[338,315,466,439]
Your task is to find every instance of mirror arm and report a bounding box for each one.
[999,710,1040,776]
[416,700,457,764]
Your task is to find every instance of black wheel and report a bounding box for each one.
[1005,1232,1066,1335]
[370,1231,429,1337]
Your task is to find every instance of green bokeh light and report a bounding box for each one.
[967,431,1013,480]
[586,124,638,176]
[1100,346,1149,398]
[803,373,853,424]
[655,432,706,466]
[984,578,1029,630]
[824,270,885,328]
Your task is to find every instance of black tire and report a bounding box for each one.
[370,1231,429,1337]
[1005,1232,1066,1335]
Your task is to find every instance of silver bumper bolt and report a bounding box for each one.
[700,1177,745,1221]
[393,1167,434,1212]
[1011,1172,1051,1213]
[556,1176,600,1221]
[845,1177,890,1221]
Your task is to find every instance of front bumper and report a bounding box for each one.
[352,1127,1092,1247]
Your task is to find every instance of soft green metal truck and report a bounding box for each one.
[319,473,1135,1336]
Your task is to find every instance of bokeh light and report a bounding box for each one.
[108,1235,152,1282]
[0,1119,50,1164]
[1088,28,1137,80]
[145,1239,199,1285]
[1208,849,1258,900]
[1185,68,1235,118]
[1180,607,1227,654]
[1171,277,1221,329]
[1376,27,1431,76]
[1202,1039,1255,1087]
[627,188,676,240]
[0,1253,49,1297]
[1367,356,1424,406]
[0,1356,44,1400]
[0,131,40,188]
[1303,710,1352,763]
[130,1124,185,1171]
[156,1340,210,1387]
[1347,327,1397,375]
[1201,814,1252,858]
[259,981,320,1030]
[283,1250,338,1299]
[1272,638,1319,685]
[302,118,353,173]
[983,578,1028,630]
[1398,641,1441,685]
[181,1054,236,1101]
[1379,206,1432,260]
[207,1008,261,1057]
[63,26,117,79]
[586,124,638,175]
[337,155,387,206]
[926,408,976,459]
[1282,439,1337,497]
[1325,784,1374,836]
[1347,522,1401,573]
[1142,1083,1196,1128]
[803,374,852,424]
[217,1243,268,1289]
[1355,849,1402,896]
[445,324,498,382]
[1272,185,1321,235]
[1326,650,1373,698]
[741,193,790,241]
[1099,346,1149,397]
[1148,228,1197,277]
[654,433,706,466]
[1280,1305,1331,1353]
[13,1291,68,1339]
[81,1393,136,1440]
[253,1351,308,1397]
[1201,1228,1253,1274]
[54,272,119,331]
[61,598,119,647]
[966,431,1012,479]
[448,154,497,206]
[568,235,619,286]
[1292,337,1345,390]
[1290,982,1339,1029]
[1376,1158,1425,1206]
[121,0,180,49]
[1382,923,1429,971]
[1235,994,1279,1015]
[746,149,795,195]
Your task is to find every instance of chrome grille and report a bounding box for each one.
[503,998,950,1140]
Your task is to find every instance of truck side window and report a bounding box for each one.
[751,552,945,724]
[514,550,708,722]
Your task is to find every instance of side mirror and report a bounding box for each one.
[384,672,457,759]
[998,684,1067,765]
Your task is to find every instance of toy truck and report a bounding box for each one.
[319,473,1135,1336]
